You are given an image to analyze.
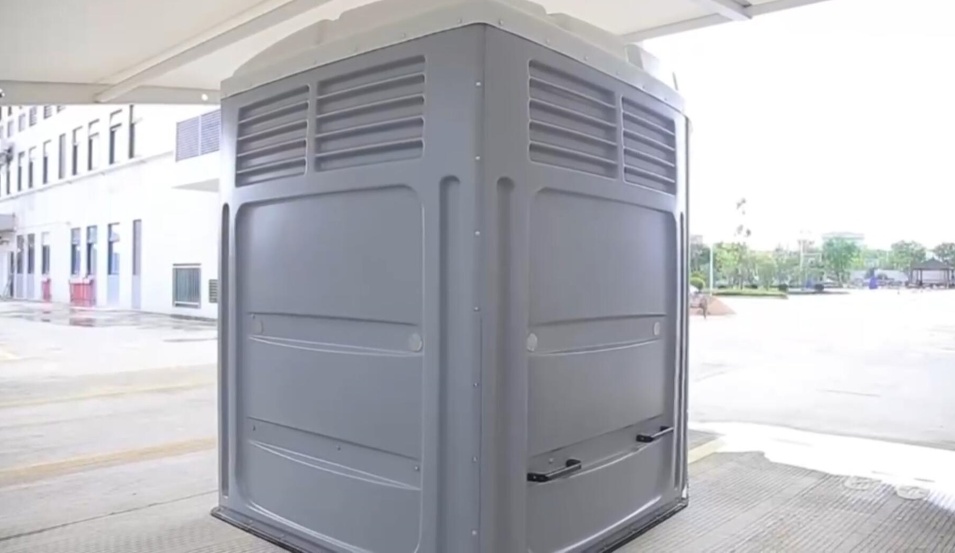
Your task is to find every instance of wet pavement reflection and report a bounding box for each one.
[0,303,215,332]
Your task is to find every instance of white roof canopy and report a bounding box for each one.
[0,0,830,105]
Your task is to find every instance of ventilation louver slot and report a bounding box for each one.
[528,61,618,178]
[314,56,425,172]
[236,85,308,187]
[622,97,677,193]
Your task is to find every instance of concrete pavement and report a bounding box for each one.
[690,290,955,450]
[2,295,955,551]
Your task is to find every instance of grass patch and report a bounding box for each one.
[712,289,788,299]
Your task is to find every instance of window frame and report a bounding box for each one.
[87,120,100,171]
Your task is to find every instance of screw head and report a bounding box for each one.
[526,333,538,352]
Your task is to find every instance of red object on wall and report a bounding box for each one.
[69,278,95,307]
[41,277,52,302]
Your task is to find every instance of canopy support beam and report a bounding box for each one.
[0,81,219,106]
[617,0,832,42]
[93,0,333,103]
[692,0,751,22]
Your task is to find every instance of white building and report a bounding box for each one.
[0,104,221,318]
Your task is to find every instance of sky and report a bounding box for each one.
[643,0,955,250]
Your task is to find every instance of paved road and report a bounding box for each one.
[690,290,955,450]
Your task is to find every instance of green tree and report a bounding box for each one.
[713,242,741,286]
[821,238,861,285]
[753,252,777,288]
[689,241,711,277]
[933,242,955,267]
[772,246,800,285]
[889,241,927,271]
[860,248,890,270]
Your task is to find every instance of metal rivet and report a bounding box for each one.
[548,457,555,464]
[473,306,480,311]
[409,333,423,352]
[472,456,478,463]
[653,322,661,336]
[472,530,478,536]
[474,230,481,236]
[414,465,420,472]
[475,81,482,87]
[498,19,504,25]
[475,155,481,161]
[526,333,538,352]
[545,38,551,45]
[473,382,479,388]
[337,445,341,451]
[457,18,463,24]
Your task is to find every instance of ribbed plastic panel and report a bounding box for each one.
[314,56,426,171]
[621,97,677,193]
[528,60,619,178]
[235,85,309,187]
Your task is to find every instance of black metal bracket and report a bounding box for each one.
[636,426,674,443]
[527,458,582,483]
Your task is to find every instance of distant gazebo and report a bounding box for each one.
[910,259,955,288]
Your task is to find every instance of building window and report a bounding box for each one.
[17,152,23,192]
[108,111,122,165]
[88,121,100,171]
[6,120,13,138]
[27,147,35,189]
[28,107,37,127]
[0,125,4,140]
[173,264,201,308]
[132,220,142,277]
[71,127,81,176]
[27,234,35,275]
[86,226,97,276]
[57,105,65,113]
[42,141,51,184]
[128,106,139,158]
[18,113,25,132]
[43,106,52,119]
[4,163,9,195]
[70,228,81,276]
[58,134,66,180]
[41,233,51,275]
[108,223,120,275]
[15,236,23,274]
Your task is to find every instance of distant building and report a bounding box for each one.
[821,231,866,247]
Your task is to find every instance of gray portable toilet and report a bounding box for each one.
[214,0,689,551]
